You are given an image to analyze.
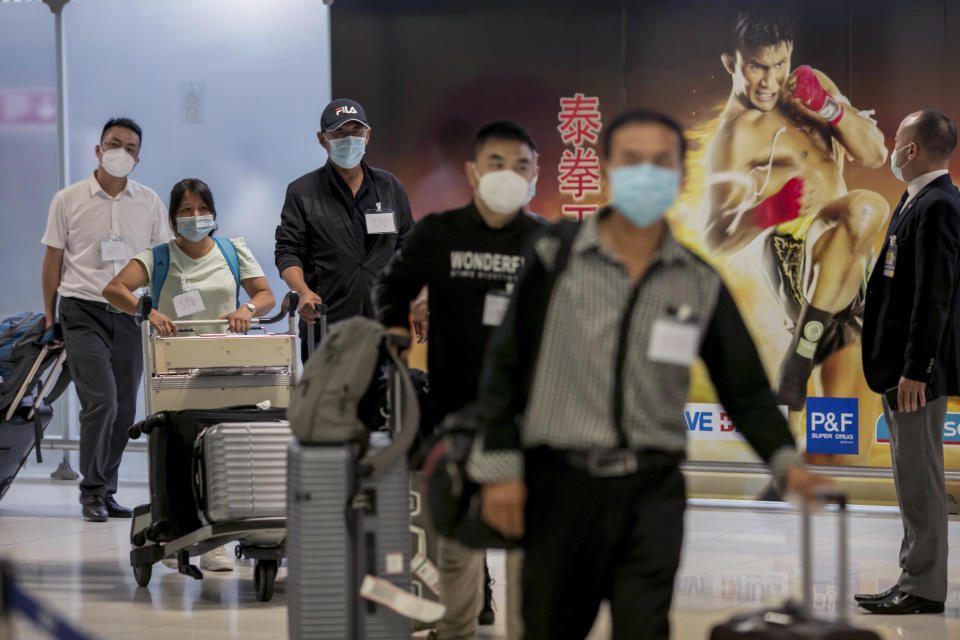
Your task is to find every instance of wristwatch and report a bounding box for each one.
[244,303,256,315]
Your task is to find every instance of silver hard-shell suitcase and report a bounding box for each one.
[287,436,413,640]
[194,421,292,523]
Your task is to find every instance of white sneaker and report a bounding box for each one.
[199,545,234,572]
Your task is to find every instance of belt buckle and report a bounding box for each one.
[586,450,637,477]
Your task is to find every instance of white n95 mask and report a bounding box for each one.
[101,148,136,178]
[476,169,530,215]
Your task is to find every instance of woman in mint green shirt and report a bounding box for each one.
[104,178,274,335]
[103,178,275,573]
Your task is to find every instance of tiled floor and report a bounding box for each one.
[2,479,959,639]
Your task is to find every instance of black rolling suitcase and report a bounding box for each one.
[128,405,287,541]
[709,493,880,639]
[0,313,70,500]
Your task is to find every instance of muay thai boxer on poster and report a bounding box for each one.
[703,10,889,464]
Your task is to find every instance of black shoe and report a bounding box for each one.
[854,584,899,603]
[859,590,944,614]
[478,560,495,625]
[80,495,108,522]
[104,496,132,518]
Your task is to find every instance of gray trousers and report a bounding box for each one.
[436,536,484,640]
[59,297,142,498]
[436,537,523,640]
[883,395,949,601]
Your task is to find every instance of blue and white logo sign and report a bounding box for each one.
[876,413,960,445]
[806,397,858,455]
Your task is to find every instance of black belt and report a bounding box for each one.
[533,447,684,478]
[63,297,123,314]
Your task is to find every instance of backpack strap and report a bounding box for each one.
[150,243,171,305]
[212,237,241,307]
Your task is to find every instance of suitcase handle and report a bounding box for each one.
[192,431,208,516]
[304,303,328,357]
[801,490,848,623]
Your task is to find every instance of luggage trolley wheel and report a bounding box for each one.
[254,559,277,601]
[133,562,153,587]
[234,543,244,560]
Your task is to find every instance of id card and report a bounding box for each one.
[365,210,398,234]
[882,235,897,278]
[172,289,205,318]
[482,291,511,327]
[100,237,127,262]
[647,318,700,366]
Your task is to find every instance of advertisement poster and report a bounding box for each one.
[332,0,960,473]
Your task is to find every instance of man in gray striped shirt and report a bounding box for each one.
[468,109,829,639]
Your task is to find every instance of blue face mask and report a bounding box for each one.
[890,144,913,182]
[327,135,366,169]
[608,164,680,227]
[177,215,215,242]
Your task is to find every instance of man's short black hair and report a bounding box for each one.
[100,117,142,145]
[911,110,958,161]
[472,121,537,159]
[601,109,687,162]
[730,8,796,55]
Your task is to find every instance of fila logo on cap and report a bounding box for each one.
[335,106,358,115]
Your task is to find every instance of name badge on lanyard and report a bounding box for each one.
[883,235,897,278]
[365,202,398,234]
[100,235,127,262]
[647,304,700,366]
[172,277,206,318]
[482,290,511,327]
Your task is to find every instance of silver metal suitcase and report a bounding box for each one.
[287,436,413,640]
[195,421,292,523]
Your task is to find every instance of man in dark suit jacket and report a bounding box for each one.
[859,109,960,615]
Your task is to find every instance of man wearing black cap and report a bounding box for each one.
[275,98,415,359]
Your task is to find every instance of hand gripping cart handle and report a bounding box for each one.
[133,291,301,422]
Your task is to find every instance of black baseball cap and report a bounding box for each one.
[321,98,371,132]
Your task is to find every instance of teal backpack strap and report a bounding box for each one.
[213,236,241,307]
[151,243,171,305]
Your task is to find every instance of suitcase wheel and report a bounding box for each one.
[254,559,277,602]
[133,562,152,588]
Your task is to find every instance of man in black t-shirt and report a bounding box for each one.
[376,121,543,640]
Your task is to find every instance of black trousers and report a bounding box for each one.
[522,448,686,640]
[59,297,142,498]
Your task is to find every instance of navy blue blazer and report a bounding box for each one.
[862,173,960,395]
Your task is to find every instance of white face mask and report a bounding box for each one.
[475,169,531,215]
[100,148,136,178]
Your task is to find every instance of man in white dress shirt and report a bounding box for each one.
[40,117,171,521]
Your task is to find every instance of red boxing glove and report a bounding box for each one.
[791,65,827,110]
[790,65,844,125]
[754,176,804,228]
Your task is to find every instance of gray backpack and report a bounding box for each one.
[287,316,420,478]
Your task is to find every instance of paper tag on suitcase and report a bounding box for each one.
[359,574,446,622]
[411,552,441,595]
[172,289,206,318]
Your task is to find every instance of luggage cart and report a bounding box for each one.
[129,292,316,601]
